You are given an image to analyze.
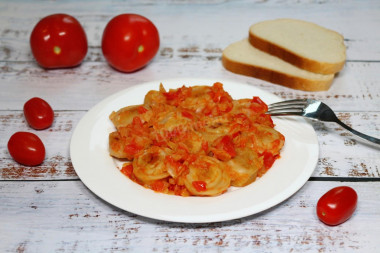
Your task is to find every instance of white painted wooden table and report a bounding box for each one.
[1,0,379,252]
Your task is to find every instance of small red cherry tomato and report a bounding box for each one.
[30,13,88,69]
[101,14,160,72]
[8,132,46,166]
[316,186,358,226]
[24,97,54,130]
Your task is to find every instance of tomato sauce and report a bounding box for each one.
[110,83,285,196]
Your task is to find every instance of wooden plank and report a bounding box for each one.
[313,112,380,178]
[0,1,379,252]
[0,111,84,180]
[1,111,378,180]
[0,180,378,252]
[0,61,380,111]
[0,0,380,62]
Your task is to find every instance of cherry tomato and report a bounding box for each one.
[30,13,88,69]
[8,132,46,166]
[24,97,54,130]
[316,186,358,226]
[101,14,160,72]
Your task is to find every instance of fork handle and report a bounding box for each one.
[334,119,380,145]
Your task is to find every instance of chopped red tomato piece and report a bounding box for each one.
[207,82,233,115]
[201,141,209,153]
[232,113,251,131]
[124,142,141,156]
[262,152,278,170]
[152,139,167,147]
[174,185,188,196]
[208,82,225,103]
[163,86,192,106]
[250,96,268,113]
[137,106,148,114]
[165,155,189,176]
[121,164,133,177]
[255,114,274,127]
[186,154,197,164]
[132,116,143,126]
[129,116,150,136]
[151,180,165,192]
[217,101,233,114]
[181,110,193,119]
[163,88,181,100]
[131,116,144,132]
[220,135,236,157]
[202,104,213,116]
[192,181,207,192]
[165,155,181,170]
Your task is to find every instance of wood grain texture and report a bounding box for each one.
[1,0,380,61]
[0,180,379,252]
[0,0,379,252]
[0,111,379,180]
[0,111,82,180]
[0,61,379,111]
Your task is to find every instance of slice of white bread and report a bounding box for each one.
[222,38,334,91]
[249,18,346,75]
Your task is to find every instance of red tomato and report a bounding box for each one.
[262,152,278,170]
[30,13,88,69]
[151,180,165,192]
[192,181,207,192]
[124,142,142,157]
[316,186,358,226]
[220,135,236,158]
[250,96,268,113]
[8,132,46,166]
[24,97,54,130]
[121,164,133,178]
[101,14,160,72]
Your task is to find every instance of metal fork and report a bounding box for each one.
[267,99,380,145]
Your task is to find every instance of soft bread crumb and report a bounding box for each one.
[222,39,334,91]
[249,18,346,74]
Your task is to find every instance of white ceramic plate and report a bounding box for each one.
[70,78,319,223]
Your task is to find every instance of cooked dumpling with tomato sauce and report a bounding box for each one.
[109,105,140,129]
[109,131,131,159]
[184,155,231,196]
[132,146,171,182]
[227,147,262,187]
[109,82,284,197]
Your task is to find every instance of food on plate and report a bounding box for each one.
[30,13,88,69]
[249,18,346,75]
[109,82,285,196]
[101,14,160,73]
[8,132,46,166]
[222,39,334,91]
[316,186,358,226]
[222,18,346,91]
[24,97,54,130]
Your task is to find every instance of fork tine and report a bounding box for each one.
[268,100,307,112]
[267,99,308,116]
[267,107,304,115]
[266,111,304,116]
[268,99,380,145]
[268,103,306,111]
[268,99,308,109]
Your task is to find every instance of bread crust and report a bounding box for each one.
[222,53,334,91]
[249,32,345,75]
